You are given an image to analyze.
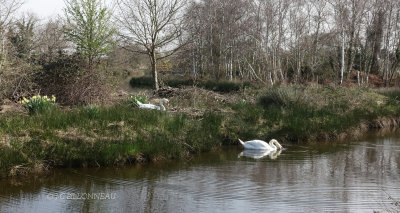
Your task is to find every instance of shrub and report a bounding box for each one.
[232,99,247,110]
[0,62,39,101]
[164,78,195,87]
[204,81,246,93]
[35,55,111,105]
[129,94,148,107]
[19,95,56,114]
[82,105,100,119]
[259,86,308,108]
[130,76,251,93]
[129,77,153,88]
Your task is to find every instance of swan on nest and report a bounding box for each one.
[137,98,169,111]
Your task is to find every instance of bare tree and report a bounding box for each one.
[298,0,328,82]
[116,0,186,91]
[0,0,23,69]
[328,0,350,85]
[35,18,69,63]
[7,13,39,61]
[345,0,366,78]
[157,0,399,86]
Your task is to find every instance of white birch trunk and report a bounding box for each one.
[340,24,345,85]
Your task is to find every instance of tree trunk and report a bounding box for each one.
[384,5,393,87]
[346,1,357,79]
[340,25,345,85]
[0,33,6,69]
[151,51,159,91]
[229,45,233,81]
[88,55,94,71]
[192,49,197,80]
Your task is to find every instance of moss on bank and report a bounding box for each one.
[1,86,400,177]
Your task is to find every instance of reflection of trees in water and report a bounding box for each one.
[145,181,155,213]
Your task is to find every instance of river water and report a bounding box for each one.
[1,135,400,212]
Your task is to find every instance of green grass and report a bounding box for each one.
[224,86,400,143]
[375,88,400,106]
[1,85,400,177]
[0,105,224,177]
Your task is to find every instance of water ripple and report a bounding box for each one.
[1,137,400,212]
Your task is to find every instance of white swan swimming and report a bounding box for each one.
[238,149,282,160]
[137,98,169,111]
[238,139,283,151]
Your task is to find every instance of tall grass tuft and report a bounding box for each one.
[82,105,100,119]
[259,86,308,108]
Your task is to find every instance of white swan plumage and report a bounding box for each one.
[238,149,282,160]
[238,139,283,151]
[137,98,169,111]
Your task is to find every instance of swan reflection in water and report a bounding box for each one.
[238,149,282,160]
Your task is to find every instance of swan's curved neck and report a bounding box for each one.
[269,142,277,150]
[160,100,166,111]
[275,141,282,149]
[270,140,282,150]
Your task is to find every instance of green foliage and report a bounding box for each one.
[232,99,247,110]
[19,95,56,114]
[82,105,100,119]
[129,95,148,107]
[64,0,116,67]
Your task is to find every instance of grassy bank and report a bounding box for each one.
[0,105,224,177]
[1,86,400,177]
[227,86,400,142]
